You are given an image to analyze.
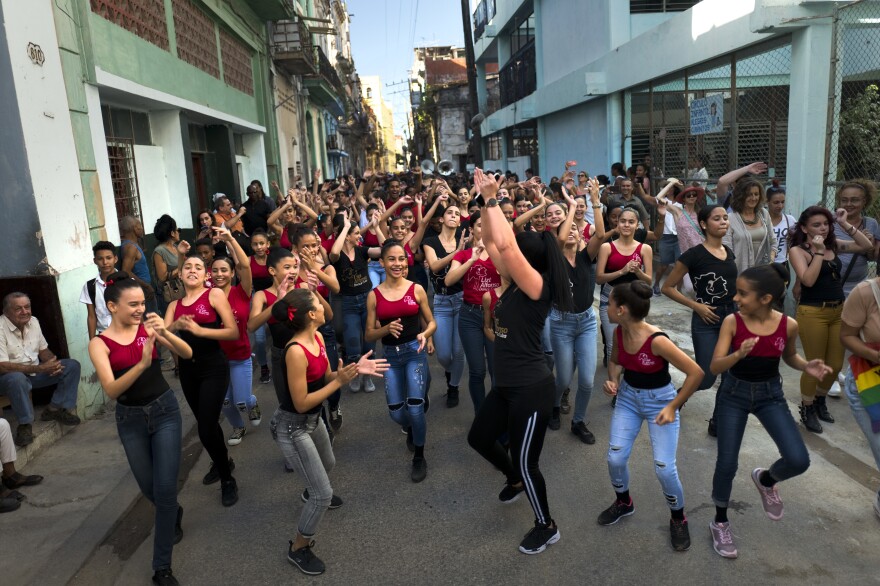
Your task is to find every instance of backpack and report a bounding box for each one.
[86,278,97,305]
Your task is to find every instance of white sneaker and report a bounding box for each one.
[827,381,842,398]
[349,375,362,393]
[227,427,246,446]
[362,376,376,393]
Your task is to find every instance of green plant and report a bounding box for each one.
[838,83,880,181]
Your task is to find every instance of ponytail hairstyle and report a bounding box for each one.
[271,288,318,334]
[610,281,653,320]
[103,271,143,305]
[788,206,837,251]
[514,231,574,311]
[267,246,295,269]
[765,179,785,198]
[739,264,788,303]
[250,228,269,245]
[332,212,357,236]
[288,223,314,248]
[380,240,406,259]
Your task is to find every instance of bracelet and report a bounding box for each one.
[592,204,603,209]
[847,225,856,236]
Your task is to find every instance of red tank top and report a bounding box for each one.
[582,221,592,242]
[404,242,414,267]
[487,287,500,314]
[297,335,329,383]
[362,229,380,247]
[250,255,271,282]
[173,288,217,324]
[280,230,292,250]
[452,250,501,305]
[730,313,788,381]
[263,289,279,324]
[99,324,157,370]
[220,284,252,360]
[320,231,335,253]
[374,283,421,346]
[616,329,671,389]
[606,242,644,273]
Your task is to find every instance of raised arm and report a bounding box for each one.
[716,162,767,201]
[216,225,252,296]
[329,212,352,263]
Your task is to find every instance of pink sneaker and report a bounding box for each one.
[751,468,784,520]
[709,521,738,558]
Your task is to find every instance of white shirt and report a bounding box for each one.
[0,315,48,366]
[79,275,112,333]
[771,214,796,263]
[663,202,683,236]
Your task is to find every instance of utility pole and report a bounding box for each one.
[460,0,483,167]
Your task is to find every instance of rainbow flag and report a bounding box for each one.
[850,343,880,433]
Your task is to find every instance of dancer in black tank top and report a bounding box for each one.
[88,273,192,586]
[466,169,575,555]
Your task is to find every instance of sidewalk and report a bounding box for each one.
[2,293,879,585]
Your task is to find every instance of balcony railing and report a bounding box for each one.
[270,18,316,75]
[499,42,536,108]
[311,44,346,99]
[473,0,495,41]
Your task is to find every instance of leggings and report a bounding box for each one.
[796,304,844,401]
[222,358,255,428]
[468,375,555,525]
[179,353,231,481]
[599,283,616,363]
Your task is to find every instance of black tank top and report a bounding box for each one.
[493,280,551,387]
[799,249,844,303]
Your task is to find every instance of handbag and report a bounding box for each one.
[161,278,185,303]
[848,279,880,433]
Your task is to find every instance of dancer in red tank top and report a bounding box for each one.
[88,273,192,585]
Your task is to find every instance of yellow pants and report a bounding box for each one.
[796,304,843,402]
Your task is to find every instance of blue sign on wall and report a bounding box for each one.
[690,94,724,135]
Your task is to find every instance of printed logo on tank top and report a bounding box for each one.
[195,302,211,317]
[468,264,500,292]
[403,295,418,307]
[632,253,642,266]
[135,335,147,348]
[341,267,369,288]
[692,272,729,304]
[494,324,508,339]
[773,336,786,352]
[637,352,658,368]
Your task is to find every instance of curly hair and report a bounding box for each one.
[729,179,765,214]
[835,179,876,209]
[788,206,838,252]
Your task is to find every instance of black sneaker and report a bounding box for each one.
[329,407,343,432]
[221,478,239,507]
[152,568,179,586]
[202,458,235,485]
[288,540,325,576]
[670,517,691,551]
[411,457,427,483]
[260,365,271,384]
[549,409,561,431]
[446,387,459,408]
[173,506,183,545]
[560,389,571,414]
[498,483,525,504]
[301,489,343,509]
[707,417,717,438]
[571,421,596,444]
[518,520,560,554]
[597,499,635,525]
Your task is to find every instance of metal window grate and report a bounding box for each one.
[219,28,254,96]
[90,0,169,51]
[106,137,144,224]
[172,0,220,78]
[630,0,701,14]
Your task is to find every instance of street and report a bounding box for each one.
[48,297,880,586]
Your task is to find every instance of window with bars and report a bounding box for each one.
[101,106,152,145]
[106,138,144,224]
[487,134,503,160]
[630,0,701,13]
[90,0,169,51]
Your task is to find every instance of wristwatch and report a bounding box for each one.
[486,198,499,207]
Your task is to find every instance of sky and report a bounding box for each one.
[346,0,465,136]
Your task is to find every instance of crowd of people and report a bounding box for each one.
[0,160,878,584]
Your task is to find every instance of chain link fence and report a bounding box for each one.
[628,37,791,193]
[825,0,880,278]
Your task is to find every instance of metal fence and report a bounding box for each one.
[628,37,791,190]
[824,0,880,278]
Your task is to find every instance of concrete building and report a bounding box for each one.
[361,75,398,172]
[472,0,878,212]
[0,0,292,418]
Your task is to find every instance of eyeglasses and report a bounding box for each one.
[840,198,864,205]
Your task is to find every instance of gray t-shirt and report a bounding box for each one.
[835,217,880,295]
[608,194,650,226]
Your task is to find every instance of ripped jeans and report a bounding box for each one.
[383,339,429,447]
[606,380,684,510]
[221,359,256,428]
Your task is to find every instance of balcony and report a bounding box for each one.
[304,45,346,117]
[499,42,536,108]
[473,0,496,41]
[270,18,316,75]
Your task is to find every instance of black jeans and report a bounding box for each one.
[468,375,555,525]
[179,352,231,481]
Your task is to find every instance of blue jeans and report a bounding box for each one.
[845,367,880,471]
[341,291,375,364]
[712,374,810,507]
[607,380,684,510]
[692,302,737,390]
[319,321,341,410]
[383,339,429,447]
[253,323,270,367]
[432,292,464,387]
[549,307,597,424]
[115,389,181,571]
[271,409,334,538]
[542,317,554,371]
[367,260,385,288]
[459,302,494,412]
[222,359,255,428]
[0,358,81,424]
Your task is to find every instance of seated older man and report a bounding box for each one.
[0,292,81,446]
[0,418,43,512]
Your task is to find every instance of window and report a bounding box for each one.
[487,134,503,160]
[509,12,535,56]
[188,124,207,152]
[233,133,245,156]
[509,122,538,158]
[101,106,152,145]
[630,0,701,13]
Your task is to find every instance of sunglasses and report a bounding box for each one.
[685,193,698,198]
